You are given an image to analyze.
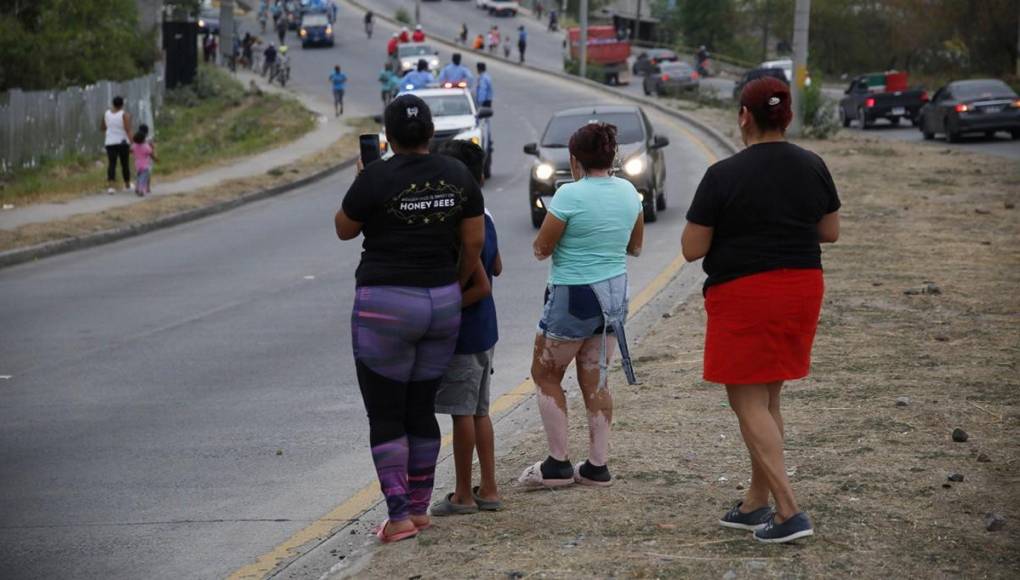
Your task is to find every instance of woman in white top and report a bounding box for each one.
[101,96,133,192]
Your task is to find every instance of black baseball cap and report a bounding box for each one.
[384,94,434,148]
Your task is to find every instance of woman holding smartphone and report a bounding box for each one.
[334,94,485,543]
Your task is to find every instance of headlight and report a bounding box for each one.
[300,29,307,37]
[623,156,646,176]
[326,26,332,35]
[454,128,482,146]
[534,163,554,181]
[429,59,439,68]
[198,19,205,28]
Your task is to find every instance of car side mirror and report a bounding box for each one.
[523,142,539,156]
[476,107,493,119]
[650,134,669,150]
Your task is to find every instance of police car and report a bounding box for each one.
[391,42,441,75]
[380,85,494,175]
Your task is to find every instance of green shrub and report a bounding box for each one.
[800,82,841,139]
[394,8,411,25]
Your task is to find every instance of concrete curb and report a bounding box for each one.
[0,156,356,270]
[346,0,738,156]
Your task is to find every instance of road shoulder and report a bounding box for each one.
[336,125,1020,578]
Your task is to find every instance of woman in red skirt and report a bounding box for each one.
[681,76,841,544]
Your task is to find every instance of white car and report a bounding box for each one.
[392,42,441,75]
[760,58,812,87]
[379,88,494,173]
[476,0,518,16]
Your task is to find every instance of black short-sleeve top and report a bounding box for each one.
[342,153,484,287]
[686,141,841,291]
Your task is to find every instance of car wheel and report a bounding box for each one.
[656,192,667,211]
[946,116,961,143]
[857,107,870,130]
[839,107,850,127]
[643,197,658,223]
[483,151,493,179]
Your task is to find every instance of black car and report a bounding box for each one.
[299,13,334,47]
[643,61,699,96]
[917,79,1020,142]
[632,49,679,76]
[523,105,670,228]
[731,67,788,100]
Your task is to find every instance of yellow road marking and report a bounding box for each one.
[228,101,723,580]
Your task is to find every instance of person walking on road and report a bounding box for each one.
[459,22,469,45]
[472,33,485,51]
[101,96,133,193]
[430,140,503,517]
[474,62,493,108]
[378,63,400,105]
[517,25,528,64]
[335,94,485,544]
[681,77,841,544]
[276,15,287,45]
[329,65,348,116]
[364,11,374,38]
[262,42,277,77]
[519,122,643,489]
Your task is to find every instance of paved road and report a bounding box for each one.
[367,0,1020,160]
[0,6,726,580]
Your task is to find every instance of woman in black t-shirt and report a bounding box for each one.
[335,95,485,543]
[681,77,840,544]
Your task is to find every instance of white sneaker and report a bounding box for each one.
[107,187,116,194]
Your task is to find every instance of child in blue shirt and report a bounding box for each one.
[431,140,503,516]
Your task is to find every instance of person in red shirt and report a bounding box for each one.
[398,27,410,43]
[387,32,399,56]
[412,24,426,42]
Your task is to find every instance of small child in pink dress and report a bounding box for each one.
[131,124,157,197]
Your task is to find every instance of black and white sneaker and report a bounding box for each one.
[719,501,773,531]
[754,512,814,543]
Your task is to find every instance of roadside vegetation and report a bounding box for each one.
[0,66,315,207]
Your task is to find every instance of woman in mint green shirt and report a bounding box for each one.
[518,123,644,489]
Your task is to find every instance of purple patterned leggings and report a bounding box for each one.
[352,284,461,521]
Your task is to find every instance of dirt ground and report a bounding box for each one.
[358,128,1020,578]
[0,117,373,253]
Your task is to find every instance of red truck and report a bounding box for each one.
[566,26,631,85]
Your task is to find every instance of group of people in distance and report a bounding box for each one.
[334,75,840,546]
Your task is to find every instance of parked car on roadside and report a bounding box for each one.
[632,49,679,76]
[731,67,789,100]
[838,72,928,129]
[759,58,811,87]
[477,0,519,16]
[197,9,219,35]
[917,79,1020,142]
[643,61,699,96]
[523,105,670,227]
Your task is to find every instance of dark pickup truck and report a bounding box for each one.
[838,75,928,129]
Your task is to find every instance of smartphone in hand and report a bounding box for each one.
[359,133,381,166]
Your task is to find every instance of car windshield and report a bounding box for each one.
[399,44,434,57]
[542,112,645,147]
[302,15,329,26]
[952,80,1016,100]
[421,95,473,117]
[660,63,692,74]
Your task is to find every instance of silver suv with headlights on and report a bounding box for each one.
[523,105,669,228]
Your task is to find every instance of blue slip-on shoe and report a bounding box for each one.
[719,501,773,531]
[754,512,814,543]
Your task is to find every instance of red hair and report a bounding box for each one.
[569,122,617,170]
[740,77,793,132]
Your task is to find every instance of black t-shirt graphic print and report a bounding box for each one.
[342,153,484,288]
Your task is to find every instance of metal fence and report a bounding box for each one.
[0,74,162,174]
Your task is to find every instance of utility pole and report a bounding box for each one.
[633,0,642,40]
[219,0,234,65]
[1015,1,1019,78]
[788,0,810,137]
[415,0,421,27]
[579,0,588,79]
[762,0,770,61]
